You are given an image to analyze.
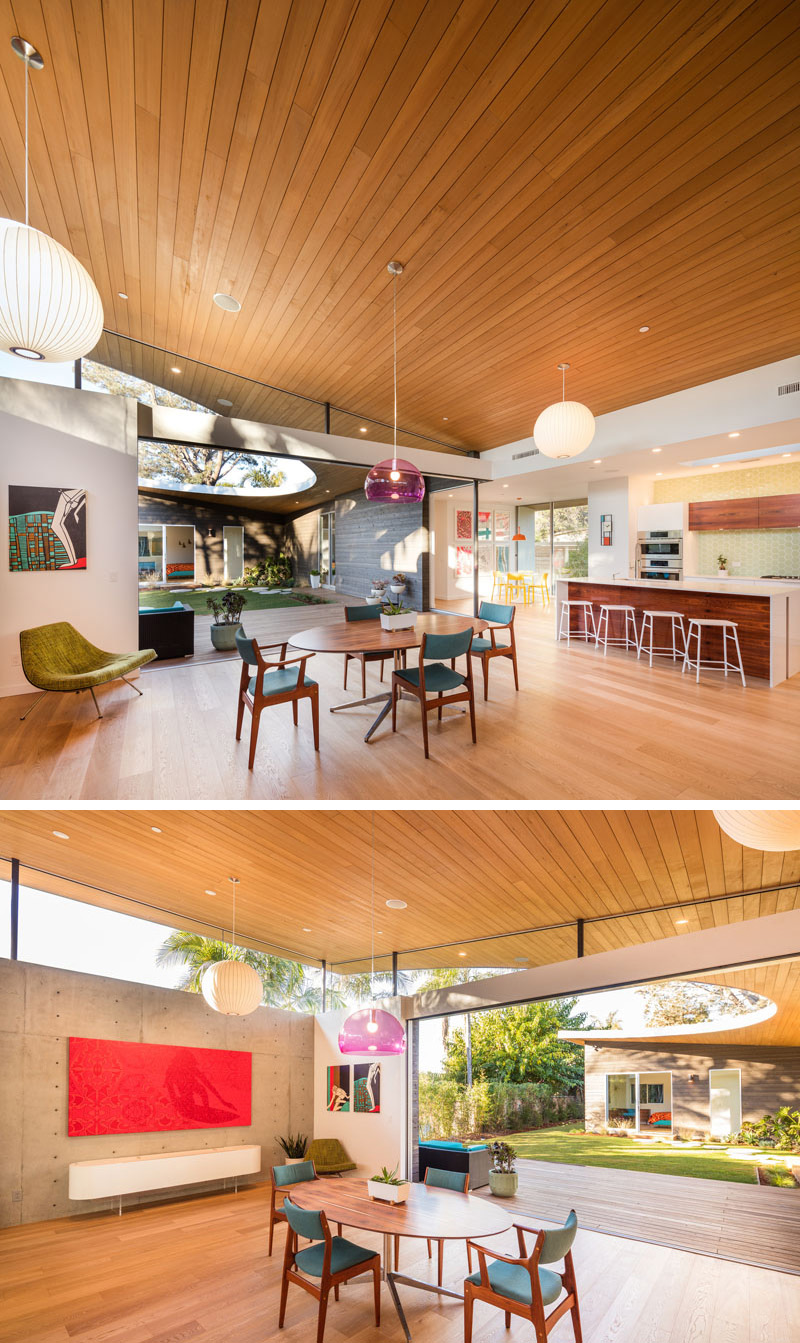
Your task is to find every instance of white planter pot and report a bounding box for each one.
[381,611,417,632]
[371,589,386,599]
[718,569,728,577]
[309,574,321,589]
[365,595,381,605]
[283,1157,306,1166]
[367,1179,410,1204]
[390,584,406,595]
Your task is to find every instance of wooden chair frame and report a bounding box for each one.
[469,606,519,700]
[279,1204,380,1343]
[268,1161,319,1257]
[464,1222,582,1343]
[390,631,476,759]
[236,639,319,768]
[424,1168,472,1286]
[342,606,399,695]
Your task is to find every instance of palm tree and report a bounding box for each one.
[156,931,319,1012]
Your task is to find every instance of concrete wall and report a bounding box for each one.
[0,379,139,698]
[584,1041,800,1137]
[0,958,314,1227]
[138,493,285,584]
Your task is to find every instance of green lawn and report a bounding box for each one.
[138,588,330,613]
[491,1124,795,1186]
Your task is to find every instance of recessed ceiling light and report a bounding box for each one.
[217,397,233,407]
[503,484,509,488]
[782,453,791,458]
[443,416,449,421]
[448,493,453,497]
[675,919,689,925]
[52,830,69,839]
[204,889,216,896]
[514,956,529,963]
[639,325,650,333]
[171,366,180,374]
[652,448,662,454]
[359,426,367,433]
[712,463,720,468]
[325,489,330,493]
[593,459,602,464]
[656,471,663,476]
[117,291,128,300]
[213,292,241,312]
[151,826,162,834]
[302,927,311,932]
[385,899,407,909]
[458,951,467,957]
[728,432,740,438]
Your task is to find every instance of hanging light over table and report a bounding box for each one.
[0,39,103,363]
[364,262,425,504]
[533,362,595,460]
[713,810,800,852]
[202,878,264,1016]
[339,813,406,1056]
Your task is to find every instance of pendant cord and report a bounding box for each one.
[24,55,29,227]
[392,274,398,461]
[370,811,375,999]
[561,365,565,401]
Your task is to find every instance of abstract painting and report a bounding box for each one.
[455,508,472,540]
[68,1037,251,1136]
[353,1062,381,1113]
[601,513,612,547]
[477,510,492,541]
[327,1065,350,1111]
[456,545,473,578]
[9,485,87,570]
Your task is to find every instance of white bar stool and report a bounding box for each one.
[558,599,597,644]
[682,618,746,686]
[637,610,688,667]
[595,604,637,655]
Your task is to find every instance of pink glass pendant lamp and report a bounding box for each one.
[364,262,425,505]
[338,813,407,1057]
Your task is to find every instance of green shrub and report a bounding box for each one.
[242,552,293,588]
[418,1075,583,1141]
[735,1107,800,1152]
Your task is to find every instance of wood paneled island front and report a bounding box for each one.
[555,577,800,686]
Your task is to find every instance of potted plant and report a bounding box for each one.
[390,571,407,595]
[488,1141,518,1197]
[276,1132,308,1165]
[206,590,247,651]
[370,578,387,598]
[309,568,321,589]
[367,1165,411,1205]
[380,602,417,632]
[717,553,728,576]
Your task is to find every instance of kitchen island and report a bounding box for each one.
[555,577,800,686]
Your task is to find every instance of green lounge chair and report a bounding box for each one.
[19,621,156,721]
[306,1138,357,1176]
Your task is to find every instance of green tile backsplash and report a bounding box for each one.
[654,464,800,577]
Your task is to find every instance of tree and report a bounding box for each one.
[139,442,285,489]
[442,999,588,1090]
[636,979,764,1028]
[414,967,510,1054]
[156,931,319,1012]
[591,1009,622,1030]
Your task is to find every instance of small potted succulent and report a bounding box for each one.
[380,601,417,632]
[276,1132,308,1165]
[309,568,321,589]
[206,590,247,651]
[390,571,407,595]
[367,1164,411,1205]
[370,577,387,599]
[717,553,728,576]
[488,1141,518,1197]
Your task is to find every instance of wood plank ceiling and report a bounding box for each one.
[1,810,798,974]
[0,1,798,450]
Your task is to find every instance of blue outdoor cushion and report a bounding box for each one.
[471,638,509,653]
[248,668,316,697]
[395,663,465,693]
[295,1236,376,1277]
[421,1141,488,1151]
[466,1262,562,1307]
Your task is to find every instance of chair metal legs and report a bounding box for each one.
[120,674,144,696]
[19,691,48,721]
[89,688,103,719]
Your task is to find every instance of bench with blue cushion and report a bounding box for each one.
[418,1140,490,1188]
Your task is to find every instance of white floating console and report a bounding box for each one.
[69,1143,261,1202]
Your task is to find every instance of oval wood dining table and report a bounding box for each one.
[288,611,488,742]
[290,1177,514,1341]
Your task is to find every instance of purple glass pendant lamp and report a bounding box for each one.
[363,262,425,505]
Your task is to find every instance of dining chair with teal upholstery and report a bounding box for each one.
[235,629,319,768]
[278,1196,381,1343]
[424,1165,472,1286]
[391,626,476,758]
[343,603,398,695]
[469,601,518,700]
[268,1159,318,1256]
[464,1210,582,1343]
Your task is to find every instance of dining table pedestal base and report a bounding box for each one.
[385,1268,464,1343]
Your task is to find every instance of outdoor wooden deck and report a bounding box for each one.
[481,1157,800,1275]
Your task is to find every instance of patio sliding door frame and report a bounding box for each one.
[604,1068,674,1136]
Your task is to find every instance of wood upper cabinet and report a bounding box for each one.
[688,495,800,530]
[688,498,759,530]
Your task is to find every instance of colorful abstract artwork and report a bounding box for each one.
[327,1065,350,1111]
[455,508,473,540]
[456,545,473,578]
[353,1062,381,1113]
[477,511,492,541]
[9,485,87,571]
[68,1037,251,1136]
[601,513,613,547]
[494,510,510,543]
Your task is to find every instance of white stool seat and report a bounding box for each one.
[558,599,596,644]
[595,603,637,655]
[637,610,687,666]
[682,617,746,686]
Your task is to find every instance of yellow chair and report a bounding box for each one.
[505,572,527,603]
[527,571,550,605]
[491,571,509,602]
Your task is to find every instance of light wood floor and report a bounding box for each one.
[1,1185,798,1343]
[2,601,800,800]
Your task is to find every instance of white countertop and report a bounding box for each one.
[558,577,797,598]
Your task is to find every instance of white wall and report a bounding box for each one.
[588,475,652,580]
[0,379,139,697]
[314,1004,407,1179]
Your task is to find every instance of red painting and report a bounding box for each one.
[68,1037,252,1137]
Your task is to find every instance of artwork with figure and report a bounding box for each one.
[9,485,87,570]
[353,1062,381,1112]
[327,1064,350,1111]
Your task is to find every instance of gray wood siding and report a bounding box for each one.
[139,493,284,583]
[585,1042,800,1136]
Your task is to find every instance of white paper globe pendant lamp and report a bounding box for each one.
[713,810,800,852]
[533,362,595,460]
[0,38,104,363]
[201,878,264,1016]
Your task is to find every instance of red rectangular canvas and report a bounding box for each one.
[68,1037,252,1136]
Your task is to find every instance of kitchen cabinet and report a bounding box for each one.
[757,494,800,528]
[688,494,800,530]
